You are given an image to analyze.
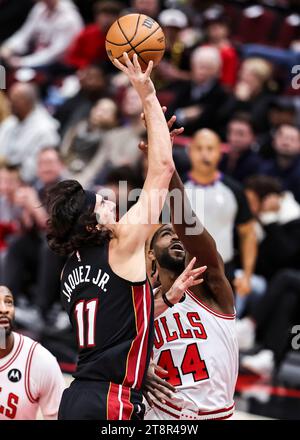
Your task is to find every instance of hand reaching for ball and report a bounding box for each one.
[114,52,155,102]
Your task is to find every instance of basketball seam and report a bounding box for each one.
[118,25,162,60]
[136,48,165,54]
[116,17,148,66]
[106,14,141,46]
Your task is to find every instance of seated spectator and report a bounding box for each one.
[225,57,274,135]
[2,148,67,329]
[184,128,257,293]
[220,112,262,183]
[0,83,60,182]
[61,98,119,177]
[245,175,300,280]
[260,124,300,203]
[54,63,109,137]
[64,1,123,71]
[0,0,83,71]
[79,86,145,188]
[258,97,297,159]
[202,6,239,88]
[237,269,300,378]
[170,46,229,136]
[0,163,22,281]
[155,9,191,89]
[126,0,160,20]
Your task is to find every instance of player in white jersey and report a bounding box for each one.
[0,286,65,420]
[144,168,239,420]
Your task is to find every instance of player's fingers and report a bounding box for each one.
[144,391,154,408]
[167,115,176,130]
[192,278,204,286]
[145,60,153,77]
[140,112,145,121]
[113,58,127,73]
[183,257,196,274]
[189,265,207,276]
[154,364,168,376]
[133,53,141,72]
[151,376,176,393]
[123,52,134,72]
[162,106,167,114]
[171,127,185,137]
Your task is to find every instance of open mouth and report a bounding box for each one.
[169,242,185,252]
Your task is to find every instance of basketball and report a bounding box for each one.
[105,14,165,71]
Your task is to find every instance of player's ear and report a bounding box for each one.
[148,248,155,262]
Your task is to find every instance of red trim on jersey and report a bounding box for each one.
[106,382,120,420]
[153,401,180,419]
[153,400,235,420]
[122,283,151,390]
[106,383,134,420]
[0,334,24,372]
[25,342,39,403]
[135,283,152,390]
[186,290,236,320]
[121,386,134,420]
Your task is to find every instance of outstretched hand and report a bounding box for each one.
[113,52,155,101]
[143,361,176,407]
[168,257,207,304]
[139,106,184,154]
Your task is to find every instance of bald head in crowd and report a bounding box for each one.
[188,129,222,179]
[9,82,38,121]
[191,46,222,85]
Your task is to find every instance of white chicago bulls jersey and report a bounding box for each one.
[0,332,65,420]
[145,289,238,420]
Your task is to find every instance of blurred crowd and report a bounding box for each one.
[0,0,300,381]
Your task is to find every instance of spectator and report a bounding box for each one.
[127,0,160,20]
[0,0,83,71]
[171,46,229,136]
[61,97,119,178]
[155,9,191,89]
[225,57,274,135]
[3,148,67,329]
[245,175,300,280]
[220,112,262,183]
[202,7,239,88]
[184,128,257,294]
[260,124,300,203]
[0,164,22,280]
[0,83,60,182]
[54,63,109,137]
[65,1,123,71]
[79,86,145,188]
[239,269,300,377]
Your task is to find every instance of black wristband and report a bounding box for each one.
[162,292,175,308]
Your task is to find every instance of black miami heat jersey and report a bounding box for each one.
[60,242,154,391]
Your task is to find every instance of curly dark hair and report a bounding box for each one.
[46,180,112,256]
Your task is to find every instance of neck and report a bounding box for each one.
[0,332,14,359]
[158,268,179,294]
[190,169,219,185]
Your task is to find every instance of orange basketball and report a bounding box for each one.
[105,14,165,71]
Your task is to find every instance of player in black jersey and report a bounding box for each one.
[46,54,176,420]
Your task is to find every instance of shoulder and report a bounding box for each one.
[221,174,245,196]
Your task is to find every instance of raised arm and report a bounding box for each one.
[114,54,174,249]
[169,169,234,313]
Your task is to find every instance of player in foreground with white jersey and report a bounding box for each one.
[0,285,65,420]
[144,167,239,420]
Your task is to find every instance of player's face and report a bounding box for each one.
[0,288,14,337]
[94,194,116,226]
[153,225,186,273]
